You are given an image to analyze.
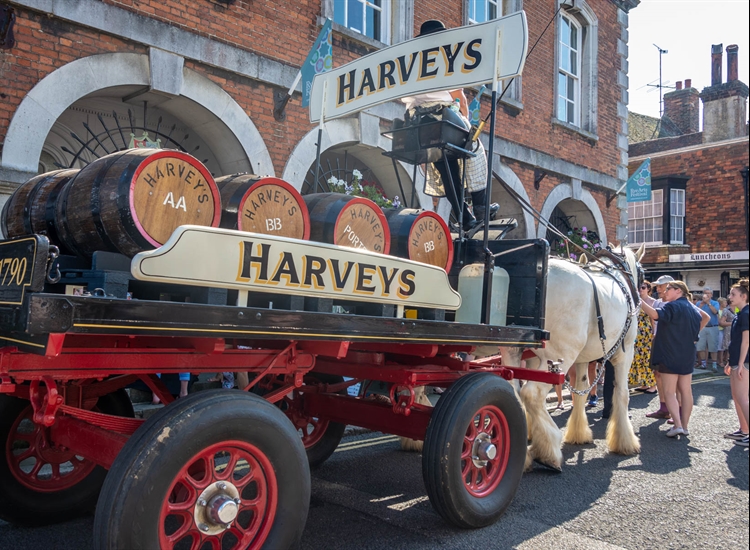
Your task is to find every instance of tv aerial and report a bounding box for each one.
[647,44,675,117]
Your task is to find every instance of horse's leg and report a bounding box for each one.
[606,354,641,455]
[563,361,594,445]
[399,386,431,452]
[520,375,563,471]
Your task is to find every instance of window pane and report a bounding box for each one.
[348,0,363,33]
[489,0,498,19]
[366,5,380,39]
[469,0,476,22]
[333,0,346,26]
[558,95,567,121]
[477,0,487,22]
[643,202,652,218]
[567,76,575,101]
[570,23,578,48]
[560,45,570,72]
[561,18,570,46]
[570,50,578,76]
[567,100,575,124]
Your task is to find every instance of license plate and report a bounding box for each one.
[0,235,50,305]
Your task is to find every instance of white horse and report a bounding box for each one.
[514,244,643,471]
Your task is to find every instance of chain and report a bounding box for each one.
[563,262,638,397]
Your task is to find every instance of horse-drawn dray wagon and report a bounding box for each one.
[0,11,644,549]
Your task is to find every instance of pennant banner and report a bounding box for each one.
[301,19,333,107]
[627,158,651,202]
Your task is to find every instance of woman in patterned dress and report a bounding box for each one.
[630,281,657,392]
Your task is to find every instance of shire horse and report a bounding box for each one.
[400,244,644,472]
[512,243,644,470]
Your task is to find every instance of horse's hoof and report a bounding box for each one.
[533,458,562,473]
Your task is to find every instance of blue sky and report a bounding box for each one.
[627,0,750,120]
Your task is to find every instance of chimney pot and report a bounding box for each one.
[727,44,739,81]
[676,81,683,90]
[684,79,691,88]
[711,44,723,86]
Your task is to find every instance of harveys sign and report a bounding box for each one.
[132,226,461,309]
[309,12,528,123]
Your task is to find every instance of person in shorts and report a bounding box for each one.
[696,287,721,372]
[724,279,749,447]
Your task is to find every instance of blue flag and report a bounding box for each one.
[468,85,486,126]
[627,158,651,202]
[301,19,333,108]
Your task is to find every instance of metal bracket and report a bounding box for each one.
[29,376,63,427]
[389,385,415,416]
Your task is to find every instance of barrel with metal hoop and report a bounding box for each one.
[216,174,310,240]
[1,169,79,252]
[303,193,390,254]
[384,208,453,271]
[54,148,221,258]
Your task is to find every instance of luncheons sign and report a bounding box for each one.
[132,226,462,310]
[308,12,528,123]
[668,251,749,263]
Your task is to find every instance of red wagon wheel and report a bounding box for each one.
[422,373,526,528]
[0,391,134,526]
[94,390,310,550]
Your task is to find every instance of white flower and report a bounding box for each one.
[352,169,362,180]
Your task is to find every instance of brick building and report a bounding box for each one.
[628,44,749,297]
[1,0,640,249]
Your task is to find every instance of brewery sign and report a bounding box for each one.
[132,226,462,309]
[308,12,528,123]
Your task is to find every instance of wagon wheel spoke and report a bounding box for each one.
[27,458,45,480]
[12,447,36,464]
[216,452,240,481]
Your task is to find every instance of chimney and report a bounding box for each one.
[684,79,692,88]
[701,45,749,142]
[727,44,739,81]
[663,79,699,134]
[711,44,723,85]
[675,81,683,90]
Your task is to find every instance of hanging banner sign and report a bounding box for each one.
[626,158,651,202]
[132,226,462,310]
[308,11,528,123]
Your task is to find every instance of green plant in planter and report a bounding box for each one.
[327,169,401,209]
[553,226,602,260]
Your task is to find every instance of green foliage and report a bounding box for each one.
[553,226,602,260]
[327,169,400,209]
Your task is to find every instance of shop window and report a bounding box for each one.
[627,177,688,246]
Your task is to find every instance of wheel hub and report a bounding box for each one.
[194,480,241,535]
[471,432,497,468]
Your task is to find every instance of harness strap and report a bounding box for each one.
[582,269,606,342]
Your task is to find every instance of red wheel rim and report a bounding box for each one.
[159,440,278,550]
[5,406,97,492]
[283,392,330,449]
[461,405,510,498]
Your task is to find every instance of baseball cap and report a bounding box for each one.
[653,275,674,285]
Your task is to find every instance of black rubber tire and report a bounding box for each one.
[300,374,346,468]
[93,389,310,550]
[422,372,527,528]
[0,389,134,526]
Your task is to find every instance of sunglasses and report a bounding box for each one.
[666,286,678,291]
[640,285,649,290]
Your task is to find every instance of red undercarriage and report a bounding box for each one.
[0,333,562,472]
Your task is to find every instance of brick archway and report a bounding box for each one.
[1,52,272,178]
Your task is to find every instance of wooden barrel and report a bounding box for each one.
[384,208,453,271]
[216,174,310,239]
[54,149,221,258]
[303,193,390,254]
[1,169,79,251]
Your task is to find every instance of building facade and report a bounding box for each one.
[1,0,639,249]
[628,44,749,298]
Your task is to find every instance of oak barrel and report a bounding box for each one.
[1,169,79,251]
[216,174,310,239]
[303,193,390,254]
[54,149,221,258]
[384,208,454,271]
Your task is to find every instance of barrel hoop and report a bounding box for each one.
[89,152,127,254]
[128,150,221,246]
[116,151,157,250]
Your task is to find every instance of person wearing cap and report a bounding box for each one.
[696,287,721,372]
[401,20,497,232]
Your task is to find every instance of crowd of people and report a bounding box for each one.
[637,276,749,446]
